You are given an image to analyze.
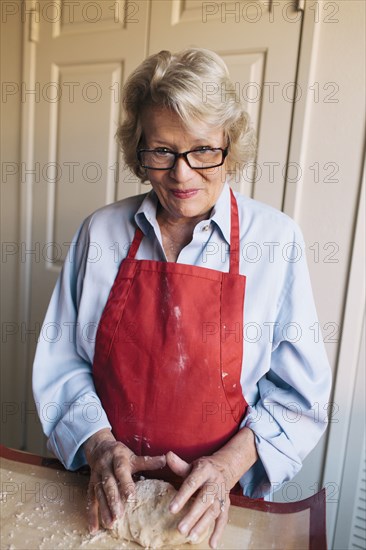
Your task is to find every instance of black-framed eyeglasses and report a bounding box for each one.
[137,146,229,170]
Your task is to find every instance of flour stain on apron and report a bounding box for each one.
[173,305,187,371]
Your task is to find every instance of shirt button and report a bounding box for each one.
[202,224,210,232]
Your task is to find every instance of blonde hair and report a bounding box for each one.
[117,48,256,181]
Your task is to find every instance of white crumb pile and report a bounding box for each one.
[0,463,123,549]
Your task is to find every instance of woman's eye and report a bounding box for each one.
[153,148,172,156]
[194,146,213,153]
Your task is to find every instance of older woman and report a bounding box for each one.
[33,48,331,548]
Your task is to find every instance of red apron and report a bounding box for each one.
[93,188,247,464]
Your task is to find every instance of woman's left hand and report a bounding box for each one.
[166,451,230,548]
[166,427,258,549]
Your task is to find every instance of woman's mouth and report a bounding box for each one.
[171,189,199,199]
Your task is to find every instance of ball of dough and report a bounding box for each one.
[111,479,212,548]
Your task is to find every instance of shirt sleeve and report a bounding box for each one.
[239,228,332,498]
[32,218,111,470]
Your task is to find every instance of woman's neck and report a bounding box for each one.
[157,205,210,262]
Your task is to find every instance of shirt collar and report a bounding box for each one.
[134,182,232,245]
[209,182,231,245]
[134,190,159,236]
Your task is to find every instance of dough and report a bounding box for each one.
[111,479,212,548]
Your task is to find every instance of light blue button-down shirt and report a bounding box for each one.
[32,183,331,497]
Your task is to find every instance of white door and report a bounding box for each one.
[23,0,303,453]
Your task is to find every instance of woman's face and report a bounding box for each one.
[140,106,227,224]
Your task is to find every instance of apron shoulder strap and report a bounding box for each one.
[229,188,240,275]
[127,227,144,260]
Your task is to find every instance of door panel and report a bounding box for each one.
[56,0,129,35]
[49,61,123,264]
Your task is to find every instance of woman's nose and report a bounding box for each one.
[170,156,194,181]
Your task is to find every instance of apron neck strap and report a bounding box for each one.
[127,227,144,259]
[229,188,240,275]
[128,188,240,274]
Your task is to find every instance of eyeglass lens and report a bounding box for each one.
[139,149,225,169]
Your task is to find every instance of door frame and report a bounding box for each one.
[18,0,39,449]
[321,160,366,546]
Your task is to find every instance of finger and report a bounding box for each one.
[187,503,222,546]
[176,486,216,536]
[166,451,191,477]
[170,467,205,514]
[87,480,100,534]
[209,505,229,549]
[112,461,136,501]
[95,479,114,529]
[112,454,136,497]
[101,474,123,520]
[131,454,166,473]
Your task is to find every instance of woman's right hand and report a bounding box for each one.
[84,428,166,533]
